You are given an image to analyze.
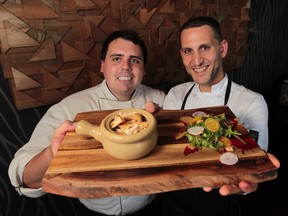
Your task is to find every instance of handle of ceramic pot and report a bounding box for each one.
[75,120,101,141]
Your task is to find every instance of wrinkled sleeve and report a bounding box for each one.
[8,103,72,198]
[240,95,269,151]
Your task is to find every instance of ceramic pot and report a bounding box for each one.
[75,108,158,160]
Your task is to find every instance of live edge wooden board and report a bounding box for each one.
[42,106,277,199]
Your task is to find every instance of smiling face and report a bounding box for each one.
[100,38,145,101]
[180,25,228,92]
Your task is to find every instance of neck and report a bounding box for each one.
[116,95,132,101]
[114,90,135,101]
[199,85,211,92]
[105,82,133,101]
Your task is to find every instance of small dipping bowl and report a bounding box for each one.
[75,108,158,160]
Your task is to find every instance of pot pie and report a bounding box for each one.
[110,112,149,135]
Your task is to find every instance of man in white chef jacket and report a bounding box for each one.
[8,30,165,216]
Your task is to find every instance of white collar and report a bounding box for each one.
[195,74,228,93]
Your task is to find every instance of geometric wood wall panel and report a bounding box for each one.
[0,0,251,110]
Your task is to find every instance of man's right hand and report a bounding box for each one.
[23,120,75,189]
[50,120,75,156]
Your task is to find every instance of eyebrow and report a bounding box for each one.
[181,42,213,50]
[129,55,142,61]
[109,54,142,61]
[109,54,124,58]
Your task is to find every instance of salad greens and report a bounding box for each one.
[176,113,241,153]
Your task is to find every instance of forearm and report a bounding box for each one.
[23,146,53,189]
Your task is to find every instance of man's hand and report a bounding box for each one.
[144,101,161,113]
[23,120,75,188]
[50,120,75,156]
[203,153,280,196]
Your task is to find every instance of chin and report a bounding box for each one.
[192,77,209,84]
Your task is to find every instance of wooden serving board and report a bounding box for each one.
[42,106,277,199]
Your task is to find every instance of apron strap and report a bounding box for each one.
[224,76,232,105]
[181,84,195,110]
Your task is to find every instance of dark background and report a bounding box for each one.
[1,0,288,215]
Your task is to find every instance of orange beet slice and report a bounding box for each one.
[204,117,220,132]
[180,115,202,125]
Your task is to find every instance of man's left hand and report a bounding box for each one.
[203,153,280,196]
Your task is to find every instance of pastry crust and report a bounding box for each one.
[110,112,148,135]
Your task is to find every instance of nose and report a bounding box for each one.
[189,52,204,66]
[121,59,132,71]
[192,52,203,66]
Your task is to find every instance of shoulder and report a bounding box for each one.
[138,84,165,96]
[167,82,194,95]
[61,84,102,102]
[231,82,265,101]
[135,84,166,107]
[231,82,268,114]
[163,82,194,109]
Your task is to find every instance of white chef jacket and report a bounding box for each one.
[163,75,269,151]
[8,80,165,216]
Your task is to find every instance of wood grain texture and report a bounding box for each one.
[46,143,268,174]
[42,106,277,198]
[43,158,276,199]
[0,1,251,110]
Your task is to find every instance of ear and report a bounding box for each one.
[100,60,105,73]
[220,40,228,58]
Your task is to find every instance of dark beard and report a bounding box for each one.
[208,63,221,85]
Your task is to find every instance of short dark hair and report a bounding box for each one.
[100,30,148,65]
[179,16,223,43]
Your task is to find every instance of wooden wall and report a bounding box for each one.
[0,0,250,110]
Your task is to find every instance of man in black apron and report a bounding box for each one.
[159,16,280,216]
